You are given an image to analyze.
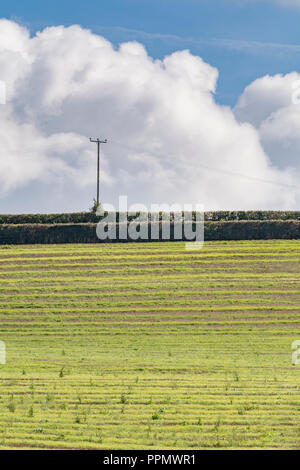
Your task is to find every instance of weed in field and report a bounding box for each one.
[234,371,239,382]
[120,394,128,404]
[7,401,16,413]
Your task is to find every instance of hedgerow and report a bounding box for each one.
[0,220,300,244]
[0,211,300,225]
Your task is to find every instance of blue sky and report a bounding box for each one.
[2,0,300,105]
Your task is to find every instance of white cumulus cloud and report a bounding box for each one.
[234,72,300,171]
[0,19,298,212]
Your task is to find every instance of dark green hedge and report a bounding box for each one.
[0,212,99,225]
[204,220,300,240]
[1,211,300,225]
[204,211,300,221]
[1,220,300,245]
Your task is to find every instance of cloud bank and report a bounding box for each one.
[0,19,299,212]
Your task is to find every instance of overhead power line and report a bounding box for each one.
[108,139,299,192]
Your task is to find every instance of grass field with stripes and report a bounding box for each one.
[0,240,299,449]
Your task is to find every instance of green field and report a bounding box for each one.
[0,240,300,449]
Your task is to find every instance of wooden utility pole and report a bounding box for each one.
[89,137,107,207]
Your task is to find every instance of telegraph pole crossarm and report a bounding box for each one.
[89,137,107,209]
